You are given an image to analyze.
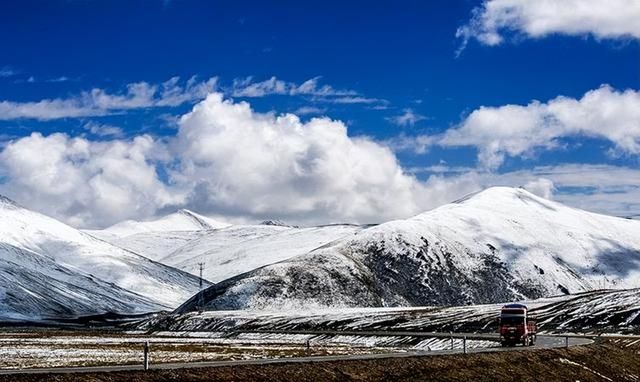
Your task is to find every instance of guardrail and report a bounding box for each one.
[4,330,637,373]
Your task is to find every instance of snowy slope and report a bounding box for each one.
[86,209,230,240]
[0,196,203,320]
[93,230,209,264]
[0,243,159,321]
[161,224,364,282]
[177,187,640,311]
[92,222,364,282]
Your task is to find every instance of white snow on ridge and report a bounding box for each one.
[87,209,230,240]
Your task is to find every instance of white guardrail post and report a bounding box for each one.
[565,336,569,349]
[463,336,467,354]
[450,332,454,350]
[143,341,150,371]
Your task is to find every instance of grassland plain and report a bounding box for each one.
[0,339,638,382]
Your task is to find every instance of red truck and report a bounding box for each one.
[498,303,537,347]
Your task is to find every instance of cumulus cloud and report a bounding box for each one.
[440,85,640,169]
[0,133,177,227]
[2,91,639,228]
[0,93,435,227]
[0,76,217,120]
[386,108,428,127]
[170,93,430,224]
[457,0,640,52]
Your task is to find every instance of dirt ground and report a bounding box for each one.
[1,340,639,382]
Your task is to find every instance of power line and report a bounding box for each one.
[197,262,205,313]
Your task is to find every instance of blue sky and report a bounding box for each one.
[0,0,639,227]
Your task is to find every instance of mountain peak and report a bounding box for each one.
[451,186,553,208]
[259,219,292,227]
[0,194,20,209]
[96,209,231,238]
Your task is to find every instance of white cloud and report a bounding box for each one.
[385,134,435,154]
[482,164,640,217]
[0,67,17,78]
[0,93,434,227]
[387,108,428,127]
[523,178,555,199]
[46,76,71,83]
[83,121,125,138]
[294,106,326,115]
[231,76,357,98]
[157,76,219,107]
[440,85,640,169]
[231,76,389,107]
[170,93,430,224]
[2,92,639,228]
[0,76,218,120]
[457,0,640,52]
[325,96,388,105]
[0,132,177,228]
[406,163,640,217]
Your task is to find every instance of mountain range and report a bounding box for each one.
[2,186,640,321]
[175,187,640,312]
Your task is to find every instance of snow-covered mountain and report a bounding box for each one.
[0,196,203,321]
[176,187,640,312]
[90,220,364,283]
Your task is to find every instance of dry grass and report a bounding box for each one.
[0,339,639,382]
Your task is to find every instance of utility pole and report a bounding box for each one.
[197,262,205,313]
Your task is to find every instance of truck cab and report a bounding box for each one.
[498,303,536,347]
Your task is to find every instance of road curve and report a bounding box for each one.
[0,332,593,375]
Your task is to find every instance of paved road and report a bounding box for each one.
[0,332,592,375]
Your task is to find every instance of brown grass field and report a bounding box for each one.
[0,339,639,382]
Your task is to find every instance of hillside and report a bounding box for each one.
[176,187,640,312]
[149,288,640,334]
[0,196,203,320]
